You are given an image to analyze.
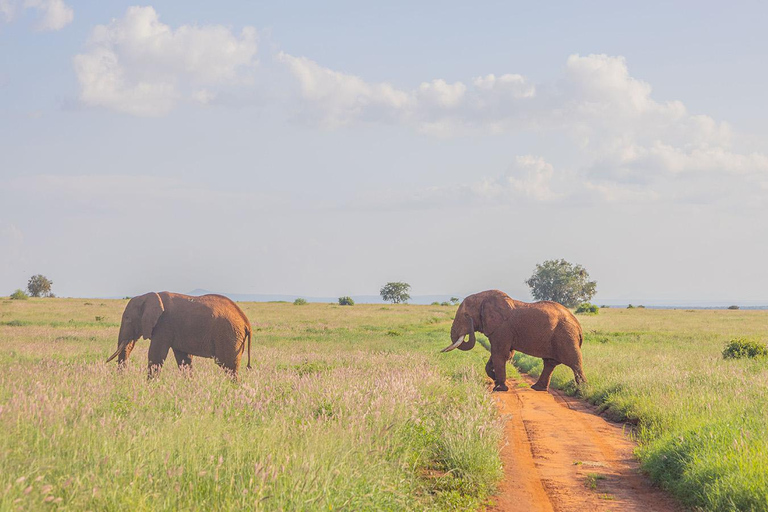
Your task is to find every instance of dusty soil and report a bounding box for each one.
[486,374,683,512]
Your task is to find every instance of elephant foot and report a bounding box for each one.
[531,382,549,392]
[493,383,509,392]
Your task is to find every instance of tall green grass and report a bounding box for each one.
[514,308,768,511]
[0,299,501,511]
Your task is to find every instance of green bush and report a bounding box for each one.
[727,305,739,310]
[10,289,28,300]
[431,302,440,306]
[722,338,768,360]
[338,296,355,306]
[575,302,599,315]
[293,298,308,306]
[627,304,635,309]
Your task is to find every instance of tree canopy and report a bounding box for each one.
[380,282,411,304]
[525,259,596,308]
[27,274,53,298]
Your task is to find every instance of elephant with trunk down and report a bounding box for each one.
[106,292,252,379]
[443,290,586,392]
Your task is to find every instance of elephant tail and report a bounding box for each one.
[245,326,252,370]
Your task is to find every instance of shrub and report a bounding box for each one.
[440,302,450,306]
[293,298,308,306]
[722,338,768,360]
[728,305,739,310]
[627,304,635,309]
[10,289,28,300]
[575,303,599,315]
[338,296,355,306]
[431,302,440,306]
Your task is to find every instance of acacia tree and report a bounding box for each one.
[525,259,596,308]
[27,274,54,298]
[380,282,411,304]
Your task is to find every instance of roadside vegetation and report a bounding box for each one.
[513,308,768,511]
[0,298,500,511]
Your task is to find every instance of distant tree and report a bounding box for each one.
[27,274,53,298]
[380,282,411,304]
[338,296,355,306]
[449,297,460,305]
[727,305,739,310]
[525,259,596,308]
[10,289,29,300]
[293,298,307,306]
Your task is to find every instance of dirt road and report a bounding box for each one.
[487,374,682,512]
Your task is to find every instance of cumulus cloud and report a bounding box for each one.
[276,52,411,127]
[279,52,768,206]
[0,0,72,30]
[278,52,537,129]
[73,6,258,116]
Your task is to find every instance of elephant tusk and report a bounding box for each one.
[106,340,130,363]
[441,335,466,353]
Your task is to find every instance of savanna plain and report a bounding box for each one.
[0,299,766,511]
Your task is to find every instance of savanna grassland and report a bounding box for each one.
[516,307,768,511]
[0,298,501,511]
[2,300,767,511]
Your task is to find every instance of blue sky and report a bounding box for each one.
[1,1,767,303]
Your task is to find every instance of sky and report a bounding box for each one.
[1,1,767,303]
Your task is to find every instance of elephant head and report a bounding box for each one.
[442,290,514,352]
[106,292,164,365]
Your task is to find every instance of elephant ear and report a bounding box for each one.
[480,294,512,336]
[140,292,164,340]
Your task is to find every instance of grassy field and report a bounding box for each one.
[515,308,768,511]
[0,298,501,511]
[2,299,767,511]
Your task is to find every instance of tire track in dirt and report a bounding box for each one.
[486,375,682,512]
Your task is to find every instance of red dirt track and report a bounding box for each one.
[487,374,682,512]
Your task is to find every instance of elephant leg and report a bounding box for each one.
[570,363,587,386]
[489,343,509,391]
[147,340,170,379]
[485,357,496,380]
[172,348,193,371]
[215,358,240,381]
[532,358,558,391]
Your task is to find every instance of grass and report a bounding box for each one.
[4,300,768,510]
[0,298,501,511]
[513,307,768,511]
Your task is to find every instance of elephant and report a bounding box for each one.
[106,292,252,379]
[442,290,585,392]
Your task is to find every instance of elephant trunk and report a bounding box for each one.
[459,317,477,351]
[442,316,477,352]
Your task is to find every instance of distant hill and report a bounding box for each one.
[187,289,459,305]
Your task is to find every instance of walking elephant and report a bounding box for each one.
[442,290,585,392]
[106,292,252,379]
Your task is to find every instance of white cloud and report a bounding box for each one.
[278,53,538,129]
[473,156,561,202]
[74,6,258,116]
[1,0,72,30]
[277,52,411,127]
[279,52,768,206]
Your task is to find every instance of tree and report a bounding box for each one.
[380,282,411,304]
[27,274,53,298]
[338,296,355,306]
[449,297,460,305]
[525,259,596,308]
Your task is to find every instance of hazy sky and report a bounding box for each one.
[2,1,767,302]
